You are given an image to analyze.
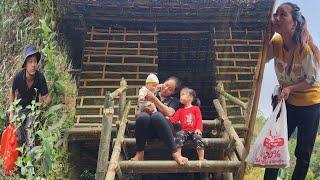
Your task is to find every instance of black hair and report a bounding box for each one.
[166,76,181,93]
[180,87,201,106]
[282,2,305,45]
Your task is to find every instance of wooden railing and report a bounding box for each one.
[95,78,129,180]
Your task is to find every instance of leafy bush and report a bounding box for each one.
[0,0,76,178]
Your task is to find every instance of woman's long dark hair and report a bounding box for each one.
[283,2,319,62]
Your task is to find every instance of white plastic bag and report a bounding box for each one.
[246,100,290,168]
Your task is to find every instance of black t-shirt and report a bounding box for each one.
[156,92,181,112]
[12,69,49,108]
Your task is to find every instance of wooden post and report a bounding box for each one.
[217,82,227,113]
[215,85,248,110]
[239,14,276,179]
[213,99,245,161]
[105,101,131,180]
[119,78,127,121]
[96,91,114,180]
[118,160,241,173]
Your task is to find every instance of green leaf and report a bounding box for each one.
[48,113,66,131]
[43,104,64,118]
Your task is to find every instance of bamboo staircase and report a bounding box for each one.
[88,78,248,180]
[68,26,267,180]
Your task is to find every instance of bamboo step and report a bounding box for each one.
[119,160,240,173]
[67,120,247,135]
[115,138,245,149]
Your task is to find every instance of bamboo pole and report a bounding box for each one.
[239,8,276,179]
[109,85,127,100]
[96,91,114,180]
[119,78,127,121]
[213,99,245,161]
[217,82,227,113]
[115,138,243,149]
[215,86,248,110]
[119,160,241,173]
[105,101,131,180]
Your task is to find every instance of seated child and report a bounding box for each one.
[138,73,159,114]
[170,87,205,161]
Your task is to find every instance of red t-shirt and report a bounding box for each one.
[170,106,203,132]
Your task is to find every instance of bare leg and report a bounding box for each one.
[197,149,205,160]
[130,151,144,161]
[172,148,188,165]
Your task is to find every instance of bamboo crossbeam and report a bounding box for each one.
[115,138,243,149]
[213,99,245,161]
[66,121,247,135]
[105,101,131,180]
[109,86,127,100]
[119,160,241,173]
[215,86,248,110]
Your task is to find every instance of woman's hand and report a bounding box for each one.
[145,89,156,102]
[278,86,292,101]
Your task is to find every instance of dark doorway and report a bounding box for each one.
[158,33,217,120]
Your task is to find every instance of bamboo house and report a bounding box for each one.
[58,0,275,179]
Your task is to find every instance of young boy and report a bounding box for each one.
[138,73,159,114]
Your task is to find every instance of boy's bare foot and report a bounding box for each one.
[172,151,188,165]
[130,151,144,161]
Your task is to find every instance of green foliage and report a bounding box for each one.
[0,0,76,178]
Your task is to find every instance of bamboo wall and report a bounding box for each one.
[75,26,264,126]
[213,28,263,123]
[76,27,158,125]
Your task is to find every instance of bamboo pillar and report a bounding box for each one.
[119,78,127,121]
[239,15,276,180]
[96,91,114,180]
[213,99,245,161]
[217,82,227,113]
[105,101,131,180]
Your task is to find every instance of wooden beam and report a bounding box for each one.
[119,160,241,173]
[67,120,248,134]
[217,82,227,113]
[213,99,245,161]
[96,91,114,180]
[118,78,127,121]
[62,15,268,24]
[215,86,248,110]
[105,101,131,180]
[116,138,242,149]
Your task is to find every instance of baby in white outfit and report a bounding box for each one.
[138,73,159,114]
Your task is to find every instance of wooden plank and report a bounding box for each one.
[81,71,153,75]
[85,47,157,51]
[119,160,241,174]
[87,32,158,36]
[80,79,146,82]
[215,58,258,61]
[216,52,261,55]
[78,85,141,89]
[105,101,131,180]
[82,62,158,66]
[85,40,157,44]
[83,54,158,59]
[96,91,114,180]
